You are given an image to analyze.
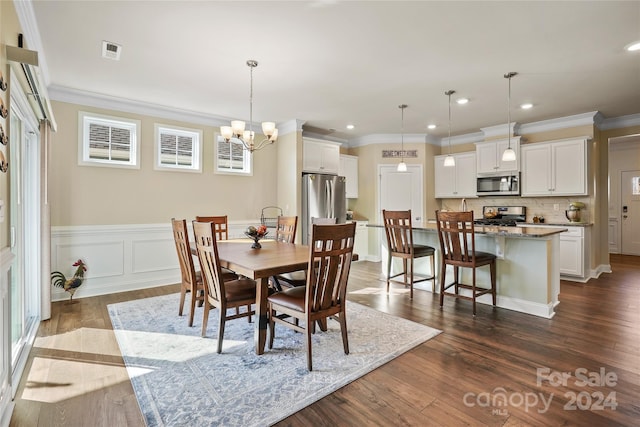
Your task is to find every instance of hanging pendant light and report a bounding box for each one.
[443,90,456,167]
[502,72,518,162]
[220,60,278,153]
[397,104,408,172]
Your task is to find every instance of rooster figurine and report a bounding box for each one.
[51,259,87,302]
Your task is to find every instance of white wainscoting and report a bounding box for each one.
[50,221,256,301]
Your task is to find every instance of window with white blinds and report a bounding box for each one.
[78,112,140,169]
[154,124,202,172]
[215,134,252,175]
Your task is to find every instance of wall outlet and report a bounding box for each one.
[553,204,559,211]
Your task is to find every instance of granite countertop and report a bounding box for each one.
[368,222,567,238]
[519,222,593,227]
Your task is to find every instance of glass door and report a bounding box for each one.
[9,89,41,388]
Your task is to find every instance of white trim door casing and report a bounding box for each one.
[621,170,640,255]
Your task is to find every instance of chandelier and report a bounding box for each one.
[502,72,517,162]
[220,60,278,153]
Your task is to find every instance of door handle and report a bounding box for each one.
[623,215,628,219]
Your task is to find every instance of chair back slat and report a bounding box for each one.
[275,216,298,243]
[195,215,229,241]
[193,221,226,303]
[307,222,356,314]
[435,210,477,266]
[171,218,197,287]
[382,210,415,256]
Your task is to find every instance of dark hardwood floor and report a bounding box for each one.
[10,255,640,426]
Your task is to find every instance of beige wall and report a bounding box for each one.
[1,1,26,248]
[275,129,302,240]
[49,101,279,226]
[346,140,438,223]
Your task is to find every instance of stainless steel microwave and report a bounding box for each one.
[477,174,520,196]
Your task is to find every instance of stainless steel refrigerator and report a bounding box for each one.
[301,173,347,244]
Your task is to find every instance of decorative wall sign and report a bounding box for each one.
[0,70,6,91]
[382,149,418,159]
[0,124,6,145]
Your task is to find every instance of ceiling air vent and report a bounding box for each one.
[102,40,122,60]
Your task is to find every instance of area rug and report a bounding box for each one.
[108,293,441,426]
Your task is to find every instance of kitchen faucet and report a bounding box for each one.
[460,198,467,211]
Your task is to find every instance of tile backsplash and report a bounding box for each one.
[440,196,592,224]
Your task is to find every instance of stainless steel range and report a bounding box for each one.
[474,206,526,226]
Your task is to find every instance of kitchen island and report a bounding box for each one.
[370,222,566,318]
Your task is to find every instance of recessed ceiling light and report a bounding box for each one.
[456,98,469,105]
[521,103,533,110]
[427,124,436,129]
[346,124,355,130]
[625,41,640,52]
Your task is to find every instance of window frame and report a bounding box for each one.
[78,111,141,169]
[153,123,203,173]
[214,133,252,176]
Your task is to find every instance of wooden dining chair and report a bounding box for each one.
[274,215,298,243]
[435,210,497,316]
[172,218,205,327]
[195,215,239,278]
[267,222,356,371]
[193,220,258,352]
[275,217,337,290]
[271,216,299,291]
[382,209,436,299]
[195,215,229,240]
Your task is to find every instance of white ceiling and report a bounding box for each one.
[26,1,640,144]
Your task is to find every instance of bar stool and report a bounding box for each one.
[435,210,497,316]
[382,209,436,299]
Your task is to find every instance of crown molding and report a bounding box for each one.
[278,119,305,137]
[50,85,237,128]
[599,113,640,131]
[48,84,639,146]
[349,133,430,147]
[518,111,600,135]
[441,132,485,146]
[481,122,517,139]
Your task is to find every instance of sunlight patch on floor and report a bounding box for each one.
[114,329,246,362]
[21,357,130,403]
[349,287,410,295]
[34,327,122,357]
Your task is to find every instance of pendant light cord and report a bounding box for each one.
[399,104,407,162]
[505,72,517,149]
[445,90,455,155]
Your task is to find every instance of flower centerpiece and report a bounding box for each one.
[245,224,268,249]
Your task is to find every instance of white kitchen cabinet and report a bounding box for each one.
[518,224,590,281]
[559,227,584,277]
[475,137,521,175]
[521,138,588,197]
[339,154,358,198]
[303,138,340,175]
[434,152,477,198]
[353,221,368,261]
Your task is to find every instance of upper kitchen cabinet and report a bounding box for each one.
[475,137,521,175]
[521,137,589,197]
[303,138,340,175]
[434,152,477,198]
[339,154,359,198]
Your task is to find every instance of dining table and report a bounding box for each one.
[203,239,310,355]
